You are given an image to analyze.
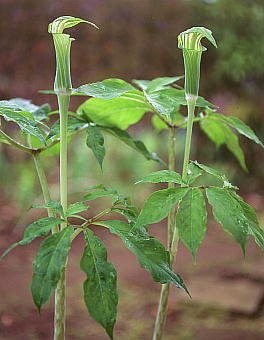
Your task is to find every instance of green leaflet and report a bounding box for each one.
[82,189,116,202]
[209,112,263,148]
[1,217,63,258]
[145,76,184,92]
[80,229,118,339]
[31,226,74,311]
[0,100,46,145]
[77,92,149,129]
[185,162,203,185]
[206,188,248,253]
[48,116,87,138]
[94,220,188,293]
[145,88,217,119]
[136,187,189,226]
[8,98,51,122]
[104,127,164,164]
[65,202,89,217]
[86,125,105,169]
[75,79,135,100]
[176,188,207,261]
[135,170,184,185]
[31,200,64,217]
[200,117,247,170]
[191,161,235,189]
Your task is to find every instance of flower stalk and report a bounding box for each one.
[152,27,217,340]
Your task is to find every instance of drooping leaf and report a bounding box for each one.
[104,126,164,164]
[0,101,46,145]
[31,226,74,311]
[135,170,184,185]
[176,188,207,261]
[80,229,118,339]
[86,125,105,169]
[206,188,248,253]
[228,192,264,251]
[77,93,149,129]
[94,220,188,293]
[1,217,63,258]
[31,200,64,218]
[200,116,226,148]
[191,161,235,188]
[75,79,135,100]
[136,187,189,226]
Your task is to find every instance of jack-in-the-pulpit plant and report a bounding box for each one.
[69,27,264,340]
[0,16,194,340]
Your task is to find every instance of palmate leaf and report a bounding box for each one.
[176,188,207,261]
[135,170,184,185]
[31,226,74,311]
[94,220,188,293]
[77,91,149,129]
[80,229,118,340]
[0,101,46,145]
[136,187,189,226]
[1,217,63,258]
[86,125,105,169]
[75,79,135,100]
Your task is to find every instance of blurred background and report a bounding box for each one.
[0,0,263,339]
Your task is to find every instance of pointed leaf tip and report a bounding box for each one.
[178,26,217,51]
[48,16,99,34]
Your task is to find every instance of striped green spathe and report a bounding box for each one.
[178,27,217,97]
[48,16,98,93]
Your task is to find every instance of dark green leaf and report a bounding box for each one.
[77,93,149,130]
[31,226,74,311]
[176,188,207,261]
[135,170,184,185]
[82,190,115,202]
[75,78,135,100]
[136,187,189,226]
[186,162,203,185]
[94,220,188,293]
[0,101,46,145]
[206,188,248,253]
[1,217,62,258]
[86,125,105,169]
[80,229,118,339]
[66,202,89,217]
[104,127,164,164]
[8,98,51,122]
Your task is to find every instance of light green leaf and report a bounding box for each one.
[86,125,105,169]
[151,115,169,131]
[104,126,164,164]
[48,16,98,33]
[75,79,135,100]
[66,202,89,217]
[135,170,184,185]
[176,188,207,261]
[146,76,184,92]
[77,92,149,129]
[136,187,189,226]
[80,229,118,339]
[94,220,188,293]
[0,101,46,145]
[1,217,63,258]
[31,226,74,311]
[206,188,248,253]
[200,116,226,148]
[82,190,115,202]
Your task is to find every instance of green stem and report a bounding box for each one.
[152,126,177,340]
[0,129,36,154]
[54,94,70,340]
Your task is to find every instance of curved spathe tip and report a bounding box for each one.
[48,15,99,34]
[178,26,217,51]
